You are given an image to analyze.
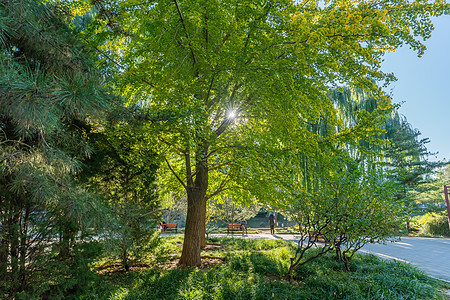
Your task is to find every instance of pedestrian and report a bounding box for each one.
[269,213,275,234]
[240,218,247,235]
[160,220,168,231]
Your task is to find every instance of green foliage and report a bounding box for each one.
[382,117,446,222]
[207,196,260,225]
[215,237,289,251]
[79,119,162,271]
[413,164,450,210]
[69,0,450,265]
[418,212,450,237]
[0,0,112,297]
[285,158,403,274]
[82,238,448,300]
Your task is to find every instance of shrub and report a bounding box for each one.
[420,212,450,236]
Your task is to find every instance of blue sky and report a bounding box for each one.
[381,16,450,162]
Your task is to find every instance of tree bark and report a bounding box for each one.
[19,206,30,289]
[179,149,208,266]
[200,197,207,248]
[178,190,203,266]
[0,210,11,283]
[10,211,20,292]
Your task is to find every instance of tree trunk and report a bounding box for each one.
[19,206,30,289]
[121,240,130,272]
[10,211,20,292]
[200,197,207,248]
[0,212,11,283]
[179,191,203,266]
[179,153,208,266]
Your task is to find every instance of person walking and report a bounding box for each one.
[269,213,275,234]
[240,218,247,235]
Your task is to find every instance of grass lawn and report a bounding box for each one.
[82,236,450,299]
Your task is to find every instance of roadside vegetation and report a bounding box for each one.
[80,237,450,300]
[408,212,450,237]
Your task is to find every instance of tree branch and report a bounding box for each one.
[214,83,243,137]
[87,41,155,88]
[214,33,231,54]
[185,147,194,187]
[206,177,231,200]
[159,136,186,155]
[205,72,216,107]
[206,144,248,159]
[164,157,187,189]
[173,0,198,66]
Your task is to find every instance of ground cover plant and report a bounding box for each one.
[81,237,450,300]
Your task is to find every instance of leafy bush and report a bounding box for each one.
[419,212,450,236]
[286,164,403,275]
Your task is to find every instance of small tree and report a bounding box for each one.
[80,120,161,271]
[287,162,402,279]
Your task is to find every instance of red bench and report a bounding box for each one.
[308,231,327,243]
[163,224,178,233]
[228,224,247,234]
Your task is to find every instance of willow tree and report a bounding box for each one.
[73,0,449,266]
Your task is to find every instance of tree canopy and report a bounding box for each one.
[69,0,450,266]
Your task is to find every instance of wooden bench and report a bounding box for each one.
[228,224,246,234]
[163,224,178,233]
[308,231,327,243]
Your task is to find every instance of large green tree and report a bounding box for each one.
[73,0,449,266]
[0,0,111,296]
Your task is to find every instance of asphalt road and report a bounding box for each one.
[361,236,450,283]
[210,233,450,282]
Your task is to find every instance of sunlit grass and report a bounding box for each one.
[82,237,450,299]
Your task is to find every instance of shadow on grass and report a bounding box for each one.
[84,238,449,300]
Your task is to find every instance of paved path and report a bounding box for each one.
[361,236,450,283]
[210,233,450,282]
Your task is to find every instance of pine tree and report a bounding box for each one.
[383,117,445,232]
[0,0,111,296]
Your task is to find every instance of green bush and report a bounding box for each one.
[419,212,450,236]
